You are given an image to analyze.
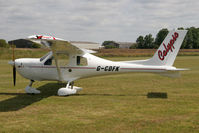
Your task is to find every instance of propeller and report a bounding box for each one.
[12,45,16,86]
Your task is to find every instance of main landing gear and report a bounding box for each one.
[58,81,82,96]
[25,80,41,94]
[24,80,82,96]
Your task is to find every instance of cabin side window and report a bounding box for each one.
[77,56,88,66]
[44,53,69,67]
[44,57,56,66]
[44,58,52,65]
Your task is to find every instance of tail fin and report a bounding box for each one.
[147,30,187,66]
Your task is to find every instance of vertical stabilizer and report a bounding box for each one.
[146,30,187,66]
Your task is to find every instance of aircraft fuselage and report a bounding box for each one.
[14,52,172,82]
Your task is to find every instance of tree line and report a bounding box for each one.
[135,27,199,49]
[0,39,41,48]
[102,27,199,49]
[0,39,10,48]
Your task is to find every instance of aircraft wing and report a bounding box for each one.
[49,40,83,55]
[27,36,84,81]
[47,40,83,81]
[27,38,84,55]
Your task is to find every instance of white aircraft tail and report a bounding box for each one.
[125,30,187,66]
[146,30,187,66]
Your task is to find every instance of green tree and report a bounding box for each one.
[0,39,9,48]
[102,41,114,46]
[180,27,199,49]
[144,34,154,49]
[191,27,199,49]
[154,28,169,48]
[178,27,184,30]
[184,28,193,49]
[182,27,199,49]
[129,43,138,49]
[136,36,144,49]
[102,41,119,49]
[31,42,41,48]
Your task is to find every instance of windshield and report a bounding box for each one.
[40,52,51,62]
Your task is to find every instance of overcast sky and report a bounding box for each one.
[0,0,198,43]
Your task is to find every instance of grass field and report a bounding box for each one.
[0,55,199,132]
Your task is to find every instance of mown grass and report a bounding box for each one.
[0,55,199,133]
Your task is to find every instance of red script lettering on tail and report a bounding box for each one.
[158,32,179,61]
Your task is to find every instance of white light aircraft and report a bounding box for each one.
[9,30,187,96]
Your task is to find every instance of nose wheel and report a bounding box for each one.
[58,81,82,96]
[25,80,40,94]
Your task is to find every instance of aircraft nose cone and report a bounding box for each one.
[8,59,21,67]
[8,60,15,66]
[14,59,22,67]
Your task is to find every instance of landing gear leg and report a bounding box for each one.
[57,81,82,96]
[70,81,74,89]
[25,80,41,94]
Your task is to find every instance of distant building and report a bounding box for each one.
[116,42,135,49]
[102,41,119,48]
[102,41,135,49]
[8,39,35,48]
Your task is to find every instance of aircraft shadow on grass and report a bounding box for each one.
[80,92,167,99]
[0,83,64,112]
[147,92,168,99]
[0,83,167,112]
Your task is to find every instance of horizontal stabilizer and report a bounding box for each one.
[157,68,189,78]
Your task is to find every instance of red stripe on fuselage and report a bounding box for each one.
[27,66,165,71]
[120,68,165,71]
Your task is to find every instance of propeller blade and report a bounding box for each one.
[13,66,16,86]
[12,45,15,61]
[12,44,16,86]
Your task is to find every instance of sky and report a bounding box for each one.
[0,0,199,43]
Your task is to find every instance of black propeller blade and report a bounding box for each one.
[13,66,16,86]
[12,45,16,86]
